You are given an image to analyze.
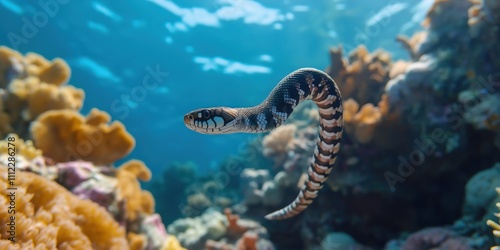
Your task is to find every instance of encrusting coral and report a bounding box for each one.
[0,166,128,249]
[30,108,135,165]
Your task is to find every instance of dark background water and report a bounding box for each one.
[0,0,430,175]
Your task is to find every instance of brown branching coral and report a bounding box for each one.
[30,108,135,165]
[0,166,128,249]
[396,32,429,60]
[116,160,155,222]
[325,45,391,106]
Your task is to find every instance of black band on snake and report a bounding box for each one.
[184,68,343,220]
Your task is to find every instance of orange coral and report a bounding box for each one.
[353,103,382,144]
[343,98,360,134]
[30,108,135,165]
[0,166,128,249]
[161,235,187,250]
[325,45,391,106]
[128,232,147,250]
[0,46,84,138]
[38,58,71,86]
[236,232,258,250]
[116,160,155,222]
[224,208,248,237]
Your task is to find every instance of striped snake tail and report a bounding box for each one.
[184,68,343,220]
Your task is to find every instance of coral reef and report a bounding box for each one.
[325,45,391,106]
[30,108,135,165]
[196,0,500,249]
[0,138,184,250]
[0,46,82,138]
[0,166,128,249]
[0,46,187,250]
[167,208,274,250]
[116,160,155,222]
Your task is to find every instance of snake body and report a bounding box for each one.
[184,68,343,220]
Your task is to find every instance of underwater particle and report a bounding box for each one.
[273,23,282,29]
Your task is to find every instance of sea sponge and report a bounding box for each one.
[0,166,128,249]
[30,108,135,165]
[116,160,155,222]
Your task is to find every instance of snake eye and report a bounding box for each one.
[202,110,210,119]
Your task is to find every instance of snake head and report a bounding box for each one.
[184,107,239,134]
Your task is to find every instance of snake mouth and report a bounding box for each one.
[183,107,239,134]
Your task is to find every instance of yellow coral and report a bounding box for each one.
[0,133,42,160]
[26,82,84,119]
[0,46,23,88]
[353,103,382,144]
[0,167,128,249]
[0,46,85,139]
[38,58,71,86]
[487,187,500,249]
[343,98,360,134]
[162,235,187,250]
[128,232,147,250]
[30,108,135,165]
[116,160,155,221]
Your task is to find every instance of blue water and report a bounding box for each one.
[0,0,431,175]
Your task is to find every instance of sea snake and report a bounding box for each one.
[183,68,343,220]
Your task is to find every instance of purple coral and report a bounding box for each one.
[57,161,97,188]
[401,227,473,250]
